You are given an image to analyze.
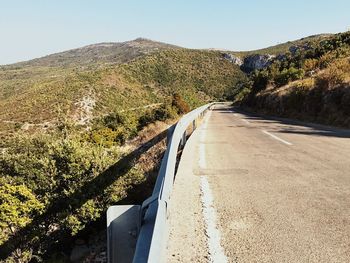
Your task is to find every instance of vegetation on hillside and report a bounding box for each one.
[232,34,332,56]
[0,97,186,262]
[6,38,180,68]
[1,36,244,261]
[237,31,350,127]
[0,48,245,137]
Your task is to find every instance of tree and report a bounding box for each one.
[172,93,190,114]
[0,179,44,244]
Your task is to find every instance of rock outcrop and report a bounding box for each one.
[289,43,312,55]
[241,54,275,72]
[222,53,243,66]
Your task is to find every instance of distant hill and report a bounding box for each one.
[6,38,180,68]
[232,34,333,57]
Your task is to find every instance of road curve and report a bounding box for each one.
[167,104,350,263]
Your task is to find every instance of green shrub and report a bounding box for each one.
[138,105,177,129]
[89,127,119,147]
[93,112,139,144]
[274,67,305,87]
[234,87,251,103]
[0,178,44,245]
[0,131,120,252]
[252,69,269,91]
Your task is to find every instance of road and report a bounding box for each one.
[167,104,350,263]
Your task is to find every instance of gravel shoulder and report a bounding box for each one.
[166,128,209,262]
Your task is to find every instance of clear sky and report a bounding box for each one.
[1,0,350,65]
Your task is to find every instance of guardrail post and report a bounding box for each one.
[181,131,186,147]
[192,119,196,130]
[166,124,176,146]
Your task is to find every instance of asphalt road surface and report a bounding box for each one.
[167,104,350,263]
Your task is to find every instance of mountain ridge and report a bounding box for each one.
[0,32,343,135]
[1,34,334,68]
[2,38,181,68]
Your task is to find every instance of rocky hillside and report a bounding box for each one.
[220,34,333,72]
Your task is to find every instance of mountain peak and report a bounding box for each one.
[11,38,180,68]
[133,37,154,42]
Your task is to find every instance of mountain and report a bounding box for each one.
[1,33,346,137]
[233,33,333,56]
[0,39,246,137]
[5,38,180,68]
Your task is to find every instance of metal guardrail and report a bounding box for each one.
[107,103,214,263]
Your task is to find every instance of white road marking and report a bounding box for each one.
[200,110,211,142]
[200,176,228,263]
[198,109,228,262]
[200,126,206,142]
[199,144,206,169]
[199,110,211,168]
[262,130,293,146]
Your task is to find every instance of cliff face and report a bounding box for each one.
[241,54,275,72]
[221,53,275,72]
[222,53,243,66]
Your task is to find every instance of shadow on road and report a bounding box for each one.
[216,106,350,139]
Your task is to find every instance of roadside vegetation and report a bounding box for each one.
[0,95,188,262]
[237,31,350,127]
[232,34,331,56]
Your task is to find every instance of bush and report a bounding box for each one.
[252,69,269,92]
[171,93,190,114]
[234,87,251,103]
[319,52,337,68]
[303,59,319,72]
[103,112,138,139]
[89,127,119,147]
[274,67,305,87]
[283,83,309,112]
[90,112,139,145]
[316,59,350,88]
[138,105,178,129]
[0,179,44,245]
[0,131,122,260]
